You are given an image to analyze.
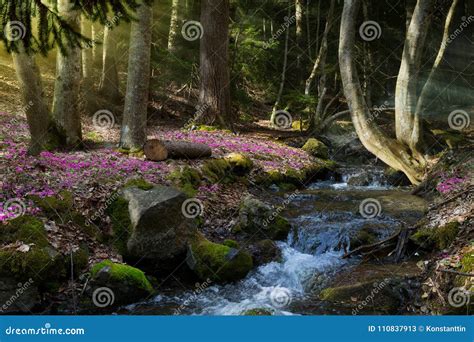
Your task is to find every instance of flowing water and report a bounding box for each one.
[125,166,426,315]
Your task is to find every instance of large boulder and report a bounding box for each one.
[108,186,197,262]
[234,196,291,241]
[89,260,154,307]
[187,233,253,282]
[248,239,282,266]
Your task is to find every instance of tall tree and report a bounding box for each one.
[339,0,422,184]
[395,0,434,158]
[52,0,83,147]
[168,0,181,53]
[81,16,93,83]
[295,0,304,81]
[197,0,232,128]
[99,24,121,102]
[12,46,59,155]
[119,1,153,150]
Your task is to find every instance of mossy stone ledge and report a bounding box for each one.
[187,233,253,282]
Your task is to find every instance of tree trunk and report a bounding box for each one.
[271,4,292,124]
[339,0,422,184]
[361,0,373,108]
[144,139,212,161]
[99,24,121,102]
[395,0,434,152]
[197,0,232,128]
[119,1,153,150]
[168,0,180,52]
[91,23,102,67]
[12,47,58,155]
[304,0,335,96]
[295,0,304,81]
[52,0,82,147]
[81,16,93,83]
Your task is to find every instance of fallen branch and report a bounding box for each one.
[342,229,400,259]
[437,268,474,277]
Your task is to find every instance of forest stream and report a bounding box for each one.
[123,166,427,315]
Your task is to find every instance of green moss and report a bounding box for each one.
[272,216,292,241]
[431,129,466,149]
[202,159,234,183]
[0,216,48,247]
[29,190,73,218]
[84,131,101,142]
[302,138,329,159]
[189,234,253,282]
[461,253,474,273]
[106,197,132,255]
[196,125,219,131]
[242,308,274,316]
[124,178,154,191]
[411,221,460,250]
[168,166,202,196]
[223,239,240,248]
[91,260,153,294]
[350,227,377,250]
[224,153,254,175]
[291,120,308,131]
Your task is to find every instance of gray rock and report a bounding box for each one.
[122,186,197,261]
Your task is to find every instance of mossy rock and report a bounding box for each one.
[29,190,74,219]
[302,138,329,159]
[167,166,202,196]
[319,280,400,314]
[224,153,254,175]
[196,125,219,132]
[242,308,274,316]
[250,239,282,266]
[202,158,234,183]
[234,196,291,241]
[291,120,308,131]
[461,252,473,273]
[0,216,66,286]
[350,227,378,250]
[124,178,154,191]
[106,196,132,255]
[223,239,240,248]
[91,260,154,294]
[410,221,460,250]
[187,233,253,282]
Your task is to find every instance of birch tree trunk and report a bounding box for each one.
[99,25,121,102]
[271,4,292,124]
[395,0,434,152]
[168,0,180,52]
[81,16,93,83]
[197,0,232,128]
[339,0,422,184]
[304,0,335,96]
[52,0,82,147]
[12,47,58,155]
[295,0,304,80]
[119,1,153,150]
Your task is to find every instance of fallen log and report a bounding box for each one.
[144,139,212,161]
